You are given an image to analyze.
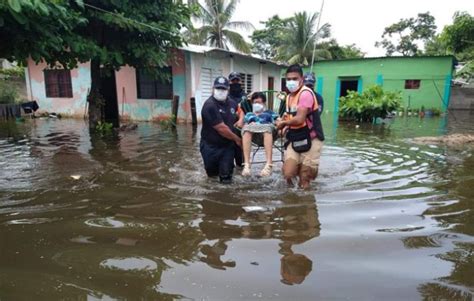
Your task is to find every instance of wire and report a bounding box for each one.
[310,0,325,73]
[82,2,180,37]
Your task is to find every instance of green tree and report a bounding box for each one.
[440,11,474,54]
[276,11,331,65]
[250,15,290,60]
[186,0,253,53]
[0,0,191,128]
[375,12,437,56]
[317,39,365,60]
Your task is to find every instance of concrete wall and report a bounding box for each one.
[117,50,187,122]
[296,56,455,115]
[449,87,474,110]
[26,58,91,117]
[189,51,282,121]
[26,50,281,122]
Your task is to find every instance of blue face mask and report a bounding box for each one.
[286,80,300,93]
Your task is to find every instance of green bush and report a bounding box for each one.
[339,85,402,122]
[0,80,19,104]
[0,66,25,79]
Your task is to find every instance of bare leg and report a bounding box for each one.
[299,165,317,190]
[263,132,273,165]
[283,159,299,186]
[242,131,252,165]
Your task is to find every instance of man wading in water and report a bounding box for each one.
[276,64,325,189]
[200,76,242,184]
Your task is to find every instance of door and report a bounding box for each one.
[100,69,119,127]
[268,77,274,110]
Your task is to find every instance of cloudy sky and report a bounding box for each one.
[230,0,474,57]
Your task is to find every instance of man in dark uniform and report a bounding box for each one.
[200,76,242,184]
[303,72,324,115]
[228,71,246,167]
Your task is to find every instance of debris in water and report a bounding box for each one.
[412,134,474,147]
[243,206,266,212]
[70,175,81,180]
[250,261,259,266]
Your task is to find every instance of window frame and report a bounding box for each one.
[404,79,421,90]
[239,73,254,94]
[136,67,173,100]
[44,69,73,98]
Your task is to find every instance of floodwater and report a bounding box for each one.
[0,112,473,301]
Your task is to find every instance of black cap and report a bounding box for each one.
[228,72,241,81]
[213,76,230,89]
[303,73,316,86]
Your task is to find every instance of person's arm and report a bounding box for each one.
[234,105,245,128]
[276,91,315,129]
[276,106,309,129]
[213,122,242,147]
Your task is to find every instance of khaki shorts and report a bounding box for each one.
[285,138,323,170]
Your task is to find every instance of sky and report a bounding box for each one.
[230,0,474,57]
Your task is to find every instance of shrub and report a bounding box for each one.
[0,80,19,104]
[339,85,402,122]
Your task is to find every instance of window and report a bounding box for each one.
[405,80,421,89]
[239,73,253,94]
[44,69,73,98]
[136,67,173,99]
[201,68,223,101]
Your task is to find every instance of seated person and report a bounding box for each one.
[240,92,278,177]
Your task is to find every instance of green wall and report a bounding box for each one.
[282,56,454,114]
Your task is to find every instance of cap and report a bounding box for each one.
[303,72,316,86]
[228,72,241,81]
[213,76,229,89]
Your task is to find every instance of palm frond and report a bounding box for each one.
[226,21,255,31]
[222,29,251,53]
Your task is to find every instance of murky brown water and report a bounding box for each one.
[1,112,473,300]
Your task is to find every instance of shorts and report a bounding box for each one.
[284,138,323,170]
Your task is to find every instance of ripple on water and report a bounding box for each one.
[84,217,125,228]
[100,257,158,272]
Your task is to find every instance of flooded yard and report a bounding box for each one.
[0,112,473,300]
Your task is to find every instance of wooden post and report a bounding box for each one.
[172,95,179,125]
[190,97,197,126]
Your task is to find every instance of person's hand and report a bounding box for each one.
[234,120,243,129]
[276,119,286,130]
[235,137,242,148]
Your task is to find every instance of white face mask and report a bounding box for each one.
[252,103,265,113]
[286,80,300,93]
[213,89,228,101]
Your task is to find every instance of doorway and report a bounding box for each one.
[268,76,274,110]
[339,79,359,98]
[100,69,119,127]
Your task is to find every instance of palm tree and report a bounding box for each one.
[277,11,331,65]
[186,0,254,53]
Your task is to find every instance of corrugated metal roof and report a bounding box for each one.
[314,55,456,63]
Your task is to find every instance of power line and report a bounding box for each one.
[82,2,181,37]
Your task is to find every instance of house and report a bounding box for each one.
[295,56,456,114]
[24,45,284,122]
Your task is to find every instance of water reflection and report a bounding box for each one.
[0,112,473,300]
[199,194,319,285]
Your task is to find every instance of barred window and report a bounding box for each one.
[44,69,73,98]
[239,73,253,94]
[136,67,173,99]
[405,80,421,89]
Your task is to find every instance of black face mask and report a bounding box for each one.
[229,83,242,96]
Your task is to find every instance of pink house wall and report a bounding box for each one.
[26,58,91,117]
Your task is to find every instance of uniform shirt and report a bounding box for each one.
[201,96,238,146]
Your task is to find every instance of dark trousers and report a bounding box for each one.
[200,140,235,183]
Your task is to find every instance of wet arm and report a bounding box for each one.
[213,122,242,144]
